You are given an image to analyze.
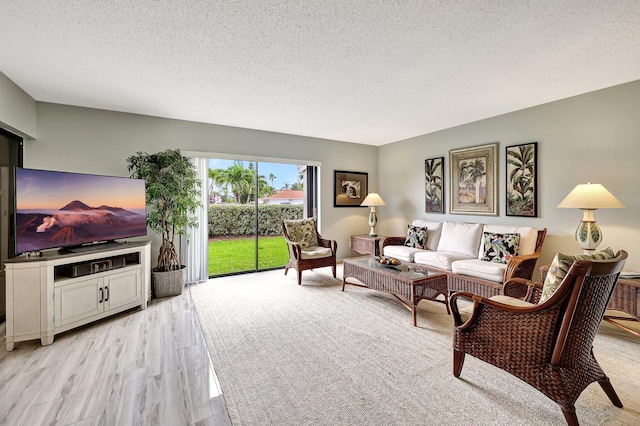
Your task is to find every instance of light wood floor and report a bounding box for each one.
[0,289,231,426]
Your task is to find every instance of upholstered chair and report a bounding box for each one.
[282,218,337,285]
[450,250,628,426]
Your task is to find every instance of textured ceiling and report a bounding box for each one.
[1,1,640,146]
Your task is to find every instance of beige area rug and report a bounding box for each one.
[190,265,640,426]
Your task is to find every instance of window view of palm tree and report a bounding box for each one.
[207,159,306,276]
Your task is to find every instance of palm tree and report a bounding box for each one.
[468,159,486,203]
[268,173,276,188]
[225,161,253,203]
[457,161,472,202]
[208,168,227,204]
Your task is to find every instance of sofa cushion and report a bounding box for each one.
[480,225,538,257]
[383,245,424,262]
[300,246,333,260]
[436,221,483,257]
[481,232,520,264]
[451,258,508,283]
[539,247,615,303]
[283,218,317,248]
[411,220,442,251]
[414,250,475,271]
[405,225,428,249]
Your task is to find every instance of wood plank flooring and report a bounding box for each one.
[0,289,231,426]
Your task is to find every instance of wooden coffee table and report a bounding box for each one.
[343,256,449,326]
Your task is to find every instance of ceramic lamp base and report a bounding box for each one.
[575,209,602,253]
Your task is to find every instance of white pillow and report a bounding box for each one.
[436,222,483,257]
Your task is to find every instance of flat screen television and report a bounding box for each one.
[15,167,147,254]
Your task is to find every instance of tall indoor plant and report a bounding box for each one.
[127,149,201,297]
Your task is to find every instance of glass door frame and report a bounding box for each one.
[191,151,321,278]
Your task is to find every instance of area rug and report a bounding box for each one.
[190,266,640,425]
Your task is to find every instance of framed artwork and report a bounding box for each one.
[449,143,498,215]
[334,170,368,207]
[506,142,538,217]
[425,157,444,213]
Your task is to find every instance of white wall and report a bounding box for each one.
[25,103,379,260]
[378,80,640,272]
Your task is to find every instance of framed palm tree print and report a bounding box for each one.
[506,142,537,217]
[425,157,444,213]
[449,143,498,215]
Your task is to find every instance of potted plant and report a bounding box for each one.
[127,149,201,297]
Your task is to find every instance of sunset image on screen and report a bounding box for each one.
[15,168,147,253]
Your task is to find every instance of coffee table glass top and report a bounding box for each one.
[348,256,443,279]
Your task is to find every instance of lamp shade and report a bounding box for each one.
[557,183,624,209]
[361,193,386,207]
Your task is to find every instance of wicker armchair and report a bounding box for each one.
[450,250,628,425]
[282,219,337,285]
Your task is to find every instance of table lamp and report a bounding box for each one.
[557,183,624,253]
[361,193,385,237]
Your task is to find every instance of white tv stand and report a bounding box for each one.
[4,240,150,351]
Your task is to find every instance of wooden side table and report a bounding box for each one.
[350,234,384,257]
[604,277,640,337]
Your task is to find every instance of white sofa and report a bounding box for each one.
[380,220,546,298]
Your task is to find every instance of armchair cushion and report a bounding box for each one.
[283,218,318,248]
[481,232,520,264]
[539,247,615,303]
[405,225,428,249]
[300,246,333,260]
[458,294,535,322]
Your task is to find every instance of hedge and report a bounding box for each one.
[208,204,304,237]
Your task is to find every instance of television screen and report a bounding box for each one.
[15,168,147,254]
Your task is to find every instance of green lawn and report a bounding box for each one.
[208,236,289,275]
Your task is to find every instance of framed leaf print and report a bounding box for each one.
[506,142,537,217]
[425,157,444,213]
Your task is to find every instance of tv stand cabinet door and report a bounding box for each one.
[105,268,142,311]
[54,276,104,328]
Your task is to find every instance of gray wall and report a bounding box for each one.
[378,80,640,272]
[3,73,639,272]
[25,103,378,260]
[0,72,37,138]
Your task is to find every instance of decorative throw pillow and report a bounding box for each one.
[481,232,520,264]
[284,218,318,248]
[539,247,616,303]
[405,225,428,249]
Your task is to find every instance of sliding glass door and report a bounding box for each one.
[207,158,313,277]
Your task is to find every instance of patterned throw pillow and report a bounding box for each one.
[539,247,616,303]
[481,232,520,264]
[284,218,318,248]
[405,225,428,249]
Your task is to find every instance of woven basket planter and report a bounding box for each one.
[151,266,186,298]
